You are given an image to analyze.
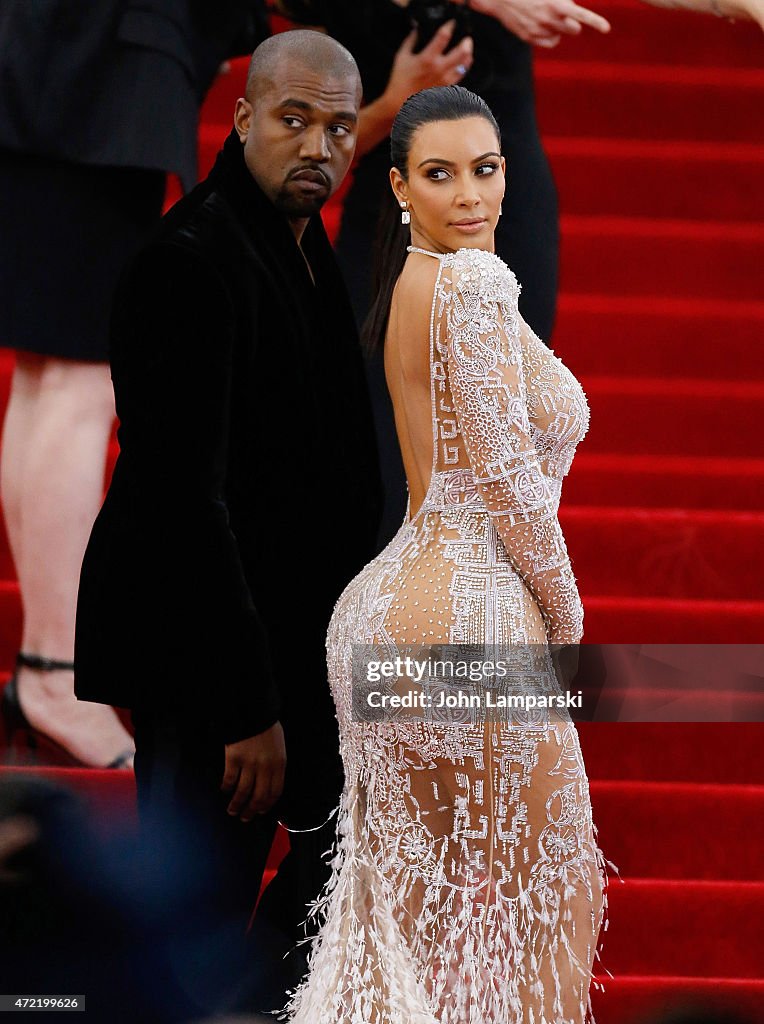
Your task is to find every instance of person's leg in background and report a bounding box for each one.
[0,353,134,765]
[0,154,165,767]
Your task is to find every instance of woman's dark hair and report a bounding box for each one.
[361,85,501,353]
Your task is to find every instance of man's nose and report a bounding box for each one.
[299,126,330,162]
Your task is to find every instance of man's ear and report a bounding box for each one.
[234,98,252,143]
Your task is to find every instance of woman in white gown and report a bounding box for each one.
[285,85,608,1024]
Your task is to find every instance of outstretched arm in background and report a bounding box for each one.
[638,0,764,28]
[465,0,610,49]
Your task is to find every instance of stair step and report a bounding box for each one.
[583,595,764,643]
[566,453,764,511]
[560,216,764,301]
[554,294,764,380]
[582,686,763,725]
[548,137,764,221]
[589,780,764,881]
[603,878,763,977]
[582,376,764,457]
[589,975,764,1024]
[561,506,764,600]
[537,62,764,143]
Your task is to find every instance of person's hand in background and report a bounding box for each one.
[358,20,474,155]
[383,21,474,110]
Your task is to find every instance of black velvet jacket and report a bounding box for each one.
[75,131,382,811]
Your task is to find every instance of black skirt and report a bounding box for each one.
[0,149,165,361]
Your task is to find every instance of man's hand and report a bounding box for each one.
[221,721,286,822]
[381,22,475,115]
[469,0,610,48]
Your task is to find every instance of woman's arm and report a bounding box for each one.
[441,250,584,644]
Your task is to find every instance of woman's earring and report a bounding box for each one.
[400,202,411,226]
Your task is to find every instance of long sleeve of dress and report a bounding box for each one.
[440,249,584,644]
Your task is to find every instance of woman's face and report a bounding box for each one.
[391,116,505,254]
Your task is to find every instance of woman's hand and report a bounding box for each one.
[380,22,474,116]
[469,0,611,49]
[356,21,474,156]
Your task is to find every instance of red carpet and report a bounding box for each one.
[1,2,762,1021]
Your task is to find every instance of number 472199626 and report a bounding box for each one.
[1,995,85,1011]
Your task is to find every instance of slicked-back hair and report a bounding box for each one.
[362,86,501,354]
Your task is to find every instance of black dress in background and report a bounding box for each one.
[0,0,268,361]
[0,152,165,361]
[288,1,559,543]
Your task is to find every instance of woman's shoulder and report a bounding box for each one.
[443,247,521,304]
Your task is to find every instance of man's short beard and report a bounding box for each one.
[273,186,327,219]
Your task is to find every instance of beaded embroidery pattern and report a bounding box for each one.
[284,248,607,1024]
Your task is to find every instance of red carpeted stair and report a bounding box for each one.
[1,3,763,1021]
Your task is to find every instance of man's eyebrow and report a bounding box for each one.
[278,98,313,111]
[417,151,501,169]
[277,98,358,123]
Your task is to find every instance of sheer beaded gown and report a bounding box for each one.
[285,247,607,1024]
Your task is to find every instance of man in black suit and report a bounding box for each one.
[74,29,381,1014]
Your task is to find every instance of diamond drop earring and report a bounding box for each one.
[400,202,411,226]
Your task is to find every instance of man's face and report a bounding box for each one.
[234,62,360,220]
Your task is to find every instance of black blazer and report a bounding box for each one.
[0,0,268,189]
[74,131,382,815]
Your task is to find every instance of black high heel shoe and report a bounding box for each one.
[1,652,134,769]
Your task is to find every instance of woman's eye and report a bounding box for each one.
[427,168,450,181]
[476,163,499,176]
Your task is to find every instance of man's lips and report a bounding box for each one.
[289,168,330,188]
